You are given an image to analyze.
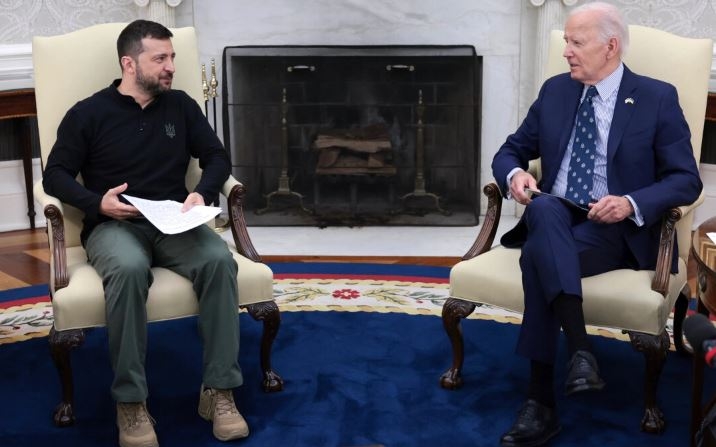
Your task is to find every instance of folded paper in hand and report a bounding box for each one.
[122,194,221,234]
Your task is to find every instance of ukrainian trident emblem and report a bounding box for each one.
[164,123,176,139]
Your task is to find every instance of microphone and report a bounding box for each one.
[684,313,716,367]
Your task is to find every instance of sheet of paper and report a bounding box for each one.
[525,188,590,212]
[122,194,221,235]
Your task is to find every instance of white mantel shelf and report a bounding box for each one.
[0,43,33,90]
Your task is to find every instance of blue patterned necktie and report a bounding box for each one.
[567,85,598,206]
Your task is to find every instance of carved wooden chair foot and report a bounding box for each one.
[440,297,476,390]
[49,327,85,427]
[246,301,284,392]
[627,330,669,434]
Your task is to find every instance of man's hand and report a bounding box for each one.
[100,183,140,220]
[509,170,539,205]
[587,195,633,224]
[181,192,205,212]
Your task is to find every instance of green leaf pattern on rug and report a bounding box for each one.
[273,286,328,303]
[362,288,445,306]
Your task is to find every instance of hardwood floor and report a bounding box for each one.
[0,228,50,290]
[0,228,460,293]
[0,227,697,295]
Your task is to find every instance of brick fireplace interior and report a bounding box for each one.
[222,45,481,226]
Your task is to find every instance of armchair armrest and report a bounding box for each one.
[34,180,64,212]
[463,160,540,260]
[221,175,241,198]
[651,189,705,295]
[463,179,703,297]
[463,182,503,260]
[223,175,261,262]
[676,188,705,218]
[33,180,69,290]
[527,159,542,180]
[35,174,263,293]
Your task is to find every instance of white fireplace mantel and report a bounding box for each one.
[0,43,33,90]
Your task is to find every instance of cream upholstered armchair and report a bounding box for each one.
[32,23,283,427]
[440,25,712,433]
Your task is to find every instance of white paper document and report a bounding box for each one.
[707,232,716,245]
[122,194,221,235]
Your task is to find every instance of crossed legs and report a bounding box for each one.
[501,195,630,447]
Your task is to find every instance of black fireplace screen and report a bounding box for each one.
[222,45,481,226]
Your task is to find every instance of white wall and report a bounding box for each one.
[0,160,43,231]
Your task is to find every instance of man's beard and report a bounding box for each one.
[136,66,172,96]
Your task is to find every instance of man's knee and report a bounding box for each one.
[199,244,238,277]
[110,256,152,281]
[525,195,563,217]
[524,196,571,230]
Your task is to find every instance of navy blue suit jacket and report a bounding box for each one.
[492,65,702,272]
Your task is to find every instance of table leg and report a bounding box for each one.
[16,117,35,229]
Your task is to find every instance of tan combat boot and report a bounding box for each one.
[116,402,158,447]
[198,385,250,441]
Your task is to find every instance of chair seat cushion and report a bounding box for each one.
[51,246,274,331]
[449,246,686,335]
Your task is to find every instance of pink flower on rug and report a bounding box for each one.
[332,289,360,300]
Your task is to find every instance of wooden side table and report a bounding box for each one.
[706,92,716,122]
[0,88,37,229]
[690,216,716,446]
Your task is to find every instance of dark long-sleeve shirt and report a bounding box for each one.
[43,80,230,243]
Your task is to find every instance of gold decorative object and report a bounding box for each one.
[201,59,228,231]
[396,89,450,215]
[256,87,311,215]
[201,63,209,102]
[209,58,218,99]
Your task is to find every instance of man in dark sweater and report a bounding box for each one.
[43,20,248,447]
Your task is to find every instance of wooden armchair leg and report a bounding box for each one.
[440,297,476,389]
[245,301,284,392]
[628,330,670,434]
[49,327,85,427]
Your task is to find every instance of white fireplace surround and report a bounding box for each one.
[1,0,715,232]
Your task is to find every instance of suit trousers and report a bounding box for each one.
[85,219,242,402]
[516,195,631,364]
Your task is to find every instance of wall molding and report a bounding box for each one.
[0,159,44,232]
[0,43,33,90]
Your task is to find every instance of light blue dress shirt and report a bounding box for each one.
[508,62,643,226]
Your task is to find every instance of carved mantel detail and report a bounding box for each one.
[134,0,184,27]
[529,0,578,6]
[529,0,576,98]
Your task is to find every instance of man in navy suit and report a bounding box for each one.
[493,3,702,446]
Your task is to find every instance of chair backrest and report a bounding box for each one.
[545,25,713,264]
[33,23,205,247]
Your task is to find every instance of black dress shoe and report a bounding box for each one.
[565,350,605,395]
[500,399,561,447]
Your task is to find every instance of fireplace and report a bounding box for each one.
[222,45,481,226]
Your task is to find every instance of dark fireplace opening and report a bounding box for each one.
[222,45,482,226]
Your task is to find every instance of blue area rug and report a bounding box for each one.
[0,263,712,446]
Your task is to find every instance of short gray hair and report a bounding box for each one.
[568,1,629,56]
